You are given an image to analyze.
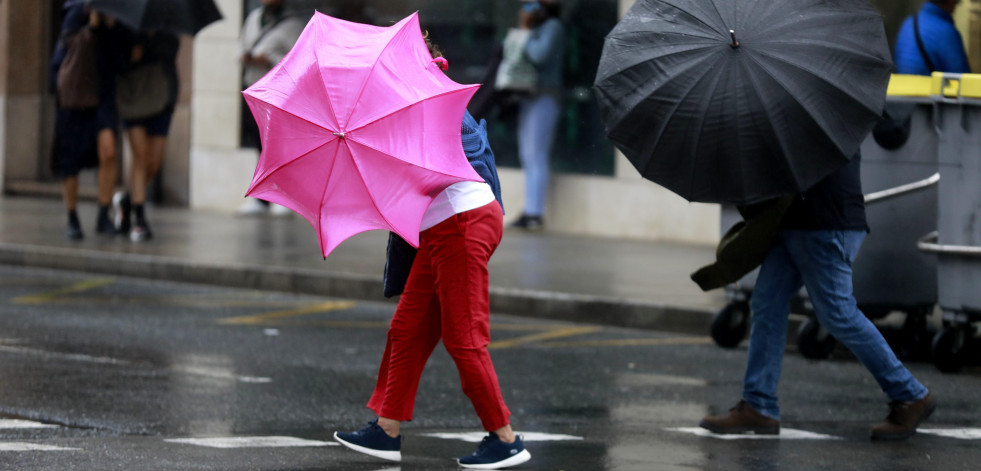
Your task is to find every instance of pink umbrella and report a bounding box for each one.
[243,12,482,258]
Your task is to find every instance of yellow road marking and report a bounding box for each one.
[13,278,116,304]
[541,336,713,348]
[217,301,357,325]
[488,326,602,350]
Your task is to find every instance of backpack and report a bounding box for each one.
[56,27,99,109]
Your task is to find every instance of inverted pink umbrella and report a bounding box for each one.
[243,12,482,258]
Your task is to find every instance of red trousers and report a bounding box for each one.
[367,201,510,431]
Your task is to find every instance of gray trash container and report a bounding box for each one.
[917,73,981,372]
[710,75,940,360]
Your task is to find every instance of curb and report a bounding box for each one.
[0,243,714,335]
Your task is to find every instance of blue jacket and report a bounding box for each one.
[382,110,504,297]
[525,17,565,92]
[894,2,970,75]
[461,110,503,210]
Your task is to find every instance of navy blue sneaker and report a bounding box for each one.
[333,420,402,462]
[458,432,531,469]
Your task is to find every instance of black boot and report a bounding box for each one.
[130,204,153,242]
[95,204,117,235]
[66,210,83,240]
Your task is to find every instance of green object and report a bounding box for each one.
[690,196,795,292]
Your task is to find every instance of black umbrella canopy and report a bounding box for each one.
[88,0,223,36]
[594,0,893,204]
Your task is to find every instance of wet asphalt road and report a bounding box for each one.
[1,265,980,470]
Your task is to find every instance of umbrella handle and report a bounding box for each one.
[432,57,449,71]
[729,30,739,49]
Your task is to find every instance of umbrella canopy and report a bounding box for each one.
[243,12,482,258]
[594,0,893,204]
[88,0,222,35]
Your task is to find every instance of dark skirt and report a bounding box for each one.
[51,100,117,177]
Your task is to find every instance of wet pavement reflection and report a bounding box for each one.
[0,266,980,469]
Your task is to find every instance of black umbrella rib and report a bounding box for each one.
[652,0,728,39]
[740,55,818,190]
[634,52,720,177]
[750,45,887,120]
[595,38,715,83]
[680,55,730,201]
[596,44,719,129]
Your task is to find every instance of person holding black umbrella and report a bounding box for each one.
[699,154,935,441]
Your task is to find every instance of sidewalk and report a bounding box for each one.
[0,195,725,334]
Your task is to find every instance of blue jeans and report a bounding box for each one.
[517,94,560,216]
[744,230,928,420]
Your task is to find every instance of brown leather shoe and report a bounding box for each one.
[700,400,780,435]
[871,393,936,441]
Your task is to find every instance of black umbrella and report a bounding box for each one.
[594,0,892,204]
[88,0,222,36]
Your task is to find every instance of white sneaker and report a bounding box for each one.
[270,203,293,217]
[237,198,268,216]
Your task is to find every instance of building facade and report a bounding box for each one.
[0,0,975,244]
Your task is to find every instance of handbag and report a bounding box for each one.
[494,28,538,92]
[382,232,417,298]
[56,28,99,109]
[117,62,170,120]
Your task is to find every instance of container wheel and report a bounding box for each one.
[710,302,749,348]
[931,327,968,373]
[796,317,837,360]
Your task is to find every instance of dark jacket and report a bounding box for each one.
[691,153,867,291]
[780,153,868,232]
[382,111,503,297]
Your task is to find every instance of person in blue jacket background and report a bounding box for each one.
[894,0,970,75]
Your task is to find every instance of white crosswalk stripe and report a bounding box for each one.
[0,443,78,452]
[164,436,337,448]
[666,427,843,440]
[0,419,58,429]
[918,428,981,440]
[420,431,584,442]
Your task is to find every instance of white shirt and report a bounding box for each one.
[419,181,496,231]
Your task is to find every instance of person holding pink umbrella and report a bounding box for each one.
[333,37,530,471]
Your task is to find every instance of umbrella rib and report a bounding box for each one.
[345,133,471,180]
[752,44,889,114]
[746,49,885,149]
[598,49,711,128]
[682,63,728,201]
[342,140,409,245]
[654,0,728,39]
[637,54,720,177]
[740,58,806,191]
[315,140,344,258]
[344,20,417,131]
[347,87,476,141]
[248,139,335,194]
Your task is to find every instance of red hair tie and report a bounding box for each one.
[432,57,448,71]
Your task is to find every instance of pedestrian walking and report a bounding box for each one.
[504,0,564,231]
[50,1,129,240]
[894,0,970,75]
[333,38,529,470]
[114,30,181,242]
[699,153,935,441]
[237,0,304,217]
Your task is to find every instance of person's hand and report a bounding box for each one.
[250,54,271,68]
